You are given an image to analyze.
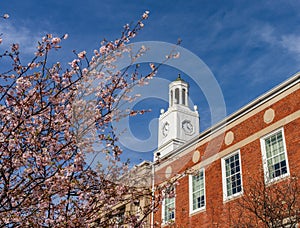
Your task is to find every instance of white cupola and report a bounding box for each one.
[155,74,199,160]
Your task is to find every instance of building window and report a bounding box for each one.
[110,205,125,226]
[162,187,175,223]
[175,88,179,104]
[189,169,205,213]
[182,88,186,105]
[261,128,289,183]
[221,150,243,200]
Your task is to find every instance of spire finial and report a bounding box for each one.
[175,73,184,81]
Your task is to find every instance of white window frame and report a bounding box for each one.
[189,168,206,214]
[221,150,243,201]
[162,186,175,224]
[260,128,290,184]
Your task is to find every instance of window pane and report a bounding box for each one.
[164,187,175,222]
[224,152,242,198]
[191,170,205,211]
[264,130,288,180]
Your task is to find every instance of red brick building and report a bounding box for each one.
[152,72,300,227]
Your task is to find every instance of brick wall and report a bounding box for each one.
[153,83,300,227]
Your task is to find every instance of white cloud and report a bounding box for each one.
[256,24,300,58]
[280,34,300,56]
[0,22,41,54]
[259,24,277,45]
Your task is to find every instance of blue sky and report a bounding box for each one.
[1,0,300,164]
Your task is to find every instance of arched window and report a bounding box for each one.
[182,89,186,105]
[170,90,173,106]
[175,88,179,104]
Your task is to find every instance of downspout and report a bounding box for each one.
[151,160,155,227]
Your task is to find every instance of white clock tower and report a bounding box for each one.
[155,74,199,160]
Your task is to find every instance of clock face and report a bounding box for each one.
[182,120,193,134]
[162,122,169,137]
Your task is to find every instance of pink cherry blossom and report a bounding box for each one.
[142,10,149,19]
[0,11,174,227]
[51,37,61,45]
[77,50,86,59]
[62,33,68,39]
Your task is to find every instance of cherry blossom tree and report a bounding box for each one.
[0,11,170,227]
